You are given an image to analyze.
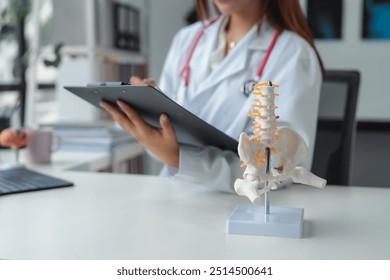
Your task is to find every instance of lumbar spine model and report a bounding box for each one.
[234,81,326,204]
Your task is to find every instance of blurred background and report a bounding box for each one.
[0,0,389,185]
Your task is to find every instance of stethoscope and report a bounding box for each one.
[180,17,279,97]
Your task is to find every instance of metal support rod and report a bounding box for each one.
[264,147,271,215]
[16,17,27,126]
[264,183,270,215]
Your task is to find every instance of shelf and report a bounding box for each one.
[61,46,146,64]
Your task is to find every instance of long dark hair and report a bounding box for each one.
[195,0,324,72]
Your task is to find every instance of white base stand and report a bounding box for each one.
[226,205,304,238]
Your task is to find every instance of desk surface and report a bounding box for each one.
[1,141,144,173]
[0,171,389,260]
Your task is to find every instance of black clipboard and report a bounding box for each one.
[64,84,238,152]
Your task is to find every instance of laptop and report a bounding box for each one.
[0,166,74,195]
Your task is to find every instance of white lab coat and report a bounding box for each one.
[158,16,322,192]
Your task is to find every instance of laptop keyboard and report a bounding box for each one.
[0,167,74,195]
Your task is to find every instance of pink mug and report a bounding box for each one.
[24,128,61,164]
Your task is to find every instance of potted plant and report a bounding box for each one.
[0,0,63,127]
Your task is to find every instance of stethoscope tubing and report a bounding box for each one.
[180,17,220,87]
[180,17,279,94]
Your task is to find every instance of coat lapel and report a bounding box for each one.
[196,18,277,94]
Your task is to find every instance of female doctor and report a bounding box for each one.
[100,0,324,192]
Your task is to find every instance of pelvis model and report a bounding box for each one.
[234,81,326,204]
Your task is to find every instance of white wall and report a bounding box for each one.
[145,0,194,175]
[309,0,390,121]
[147,0,194,80]
[51,0,87,46]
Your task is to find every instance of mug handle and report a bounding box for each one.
[51,133,61,152]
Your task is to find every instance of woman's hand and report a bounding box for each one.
[129,76,156,87]
[0,128,29,147]
[100,100,179,168]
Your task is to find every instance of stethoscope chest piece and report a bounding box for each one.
[180,17,279,97]
[242,79,257,97]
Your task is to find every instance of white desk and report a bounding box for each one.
[0,141,144,173]
[0,170,389,260]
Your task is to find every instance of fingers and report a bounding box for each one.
[16,129,29,146]
[102,99,153,143]
[143,79,156,87]
[18,129,28,139]
[99,100,120,116]
[100,99,148,133]
[159,114,176,139]
[130,76,143,85]
[129,76,156,86]
[0,128,29,147]
[100,100,178,166]
[99,100,135,131]
[116,100,146,128]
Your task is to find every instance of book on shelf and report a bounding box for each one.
[101,60,147,83]
[45,122,134,152]
[113,2,140,51]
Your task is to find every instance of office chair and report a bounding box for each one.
[311,70,360,185]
